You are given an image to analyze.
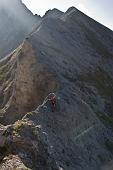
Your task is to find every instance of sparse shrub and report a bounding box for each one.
[13,121,24,133]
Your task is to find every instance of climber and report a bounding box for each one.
[48,93,57,112]
[42,93,57,112]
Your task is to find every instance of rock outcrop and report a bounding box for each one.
[0,155,31,170]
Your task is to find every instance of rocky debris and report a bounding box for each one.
[0,118,59,169]
[0,154,31,170]
[12,120,59,169]
[0,92,112,169]
[24,100,112,170]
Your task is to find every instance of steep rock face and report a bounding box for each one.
[0,41,58,124]
[26,7,113,170]
[0,0,41,58]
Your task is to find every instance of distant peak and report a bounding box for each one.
[43,8,63,19]
[61,6,82,22]
[66,6,78,14]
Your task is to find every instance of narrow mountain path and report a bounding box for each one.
[74,125,94,141]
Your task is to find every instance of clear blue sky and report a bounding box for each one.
[22,0,113,30]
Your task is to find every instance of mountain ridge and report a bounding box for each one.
[0,2,113,170]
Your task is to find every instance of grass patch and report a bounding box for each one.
[13,121,24,133]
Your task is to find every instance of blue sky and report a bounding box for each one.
[22,0,113,30]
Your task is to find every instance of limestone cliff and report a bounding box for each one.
[0,41,58,124]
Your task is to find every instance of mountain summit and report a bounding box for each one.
[0,2,113,170]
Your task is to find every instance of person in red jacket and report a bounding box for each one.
[48,93,56,112]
